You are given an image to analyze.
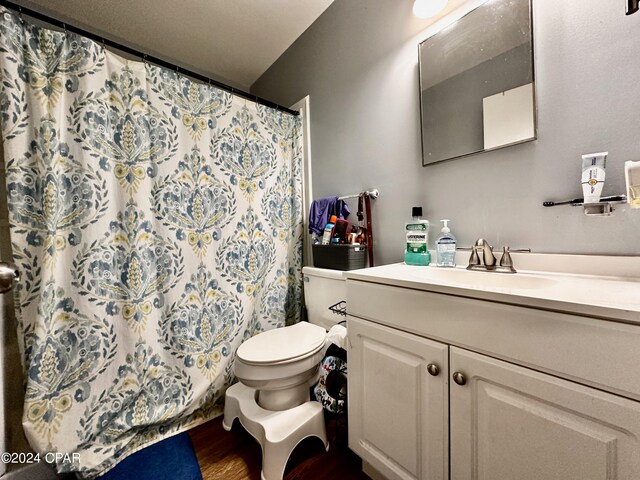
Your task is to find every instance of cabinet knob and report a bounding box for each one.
[452,371,467,386]
[427,364,440,376]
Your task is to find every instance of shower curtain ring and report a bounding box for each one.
[142,53,148,65]
[18,6,24,24]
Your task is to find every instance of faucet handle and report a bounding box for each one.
[469,247,480,266]
[499,246,517,273]
[456,247,481,267]
[499,246,530,273]
[500,246,514,268]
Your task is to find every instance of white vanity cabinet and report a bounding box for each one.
[348,317,448,480]
[450,347,640,480]
[345,266,640,480]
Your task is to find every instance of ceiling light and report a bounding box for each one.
[413,0,449,19]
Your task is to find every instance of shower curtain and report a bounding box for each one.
[0,7,303,477]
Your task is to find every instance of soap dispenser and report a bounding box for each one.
[436,219,456,267]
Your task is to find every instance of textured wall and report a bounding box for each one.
[252,0,640,264]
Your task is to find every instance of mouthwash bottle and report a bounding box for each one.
[404,207,430,266]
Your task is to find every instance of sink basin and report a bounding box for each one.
[345,258,640,323]
[408,267,556,291]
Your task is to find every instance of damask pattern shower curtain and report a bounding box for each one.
[0,7,303,477]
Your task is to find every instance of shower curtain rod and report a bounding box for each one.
[0,0,300,116]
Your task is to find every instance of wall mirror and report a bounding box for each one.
[419,0,535,166]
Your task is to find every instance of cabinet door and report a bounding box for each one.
[450,347,640,480]
[348,316,448,480]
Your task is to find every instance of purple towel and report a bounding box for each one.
[309,196,350,235]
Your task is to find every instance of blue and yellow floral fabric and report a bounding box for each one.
[0,7,303,478]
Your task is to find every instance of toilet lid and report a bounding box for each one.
[237,322,327,364]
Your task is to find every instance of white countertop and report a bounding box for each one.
[345,261,640,324]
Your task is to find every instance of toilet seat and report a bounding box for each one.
[234,322,327,411]
[237,322,327,365]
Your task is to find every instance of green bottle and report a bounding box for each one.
[404,207,431,266]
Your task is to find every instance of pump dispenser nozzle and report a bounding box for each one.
[440,219,450,233]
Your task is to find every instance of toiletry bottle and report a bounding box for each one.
[332,219,350,244]
[436,219,457,267]
[321,215,337,245]
[404,207,431,266]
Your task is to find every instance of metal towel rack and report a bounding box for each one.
[338,189,379,201]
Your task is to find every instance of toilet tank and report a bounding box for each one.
[302,266,346,331]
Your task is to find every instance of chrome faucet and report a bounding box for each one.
[465,240,531,273]
[467,238,496,270]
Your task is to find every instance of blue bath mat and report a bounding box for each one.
[97,432,202,480]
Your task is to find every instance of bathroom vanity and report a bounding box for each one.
[344,256,640,480]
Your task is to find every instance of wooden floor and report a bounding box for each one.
[189,415,369,480]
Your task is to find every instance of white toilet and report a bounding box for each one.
[223,266,346,480]
[234,322,328,411]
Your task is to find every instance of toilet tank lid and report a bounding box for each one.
[237,322,327,364]
[302,266,345,281]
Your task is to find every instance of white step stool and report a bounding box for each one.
[223,382,329,480]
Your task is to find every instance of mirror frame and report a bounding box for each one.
[418,0,537,166]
